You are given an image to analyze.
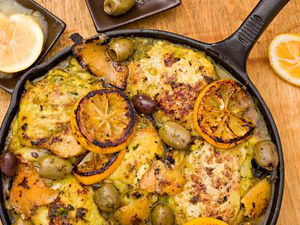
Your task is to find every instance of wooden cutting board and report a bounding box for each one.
[0,0,299,224]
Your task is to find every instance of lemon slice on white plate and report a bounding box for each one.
[0,13,44,73]
[269,33,300,86]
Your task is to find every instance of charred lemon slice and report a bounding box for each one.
[193,79,255,149]
[71,89,136,154]
[183,217,229,225]
[73,151,126,185]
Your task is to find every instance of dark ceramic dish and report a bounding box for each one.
[85,0,181,32]
[0,0,66,93]
[0,0,288,224]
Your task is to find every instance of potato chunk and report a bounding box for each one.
[9,164,59,218]
[241,179,271,218]
[114,197,150,225]
[72,37,129,89]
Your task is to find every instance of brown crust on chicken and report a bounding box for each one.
[18,67,100,158]
[126,40,217,133]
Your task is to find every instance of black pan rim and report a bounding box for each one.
[0,29,284,225]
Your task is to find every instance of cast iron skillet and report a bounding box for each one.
[0,0,289,224]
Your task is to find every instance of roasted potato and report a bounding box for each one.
[241,180,271,218]
[72,37,129,89]
[9,164,59,218]
[114,197,150,225]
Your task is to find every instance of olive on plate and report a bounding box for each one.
[104,0,135,16]
[0,152,18,177]
[254,140,279,171]
[108,38,135,62]
[159,122,191,150]
[151,203,175,225]
[38,155,72,179]
[132,94,158,115]
[94,183,121,212]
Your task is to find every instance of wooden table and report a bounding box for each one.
[0,0,299,224]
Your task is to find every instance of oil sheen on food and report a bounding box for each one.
[1,37,277,225]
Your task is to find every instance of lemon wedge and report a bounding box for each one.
[0,13,44,73]
[269,33,300,86]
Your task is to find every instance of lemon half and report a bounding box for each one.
[269,33,300,86]
[0,13,44,73]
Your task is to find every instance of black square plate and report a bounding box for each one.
[86,0,181,32]
[0,0,66,93]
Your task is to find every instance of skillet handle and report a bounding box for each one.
[209,0,289,74]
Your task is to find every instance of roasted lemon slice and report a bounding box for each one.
[193,79,255,149]
[73,150,125,185]
[183,217,229,225]
[71,89,136,154]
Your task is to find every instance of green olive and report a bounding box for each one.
[108,38,135,62]
[254,140,279,171]
[38,155,72,179]
[104,0,135,16]
[94,183,121,212]
[151,203,175,225]
[159,122,191,150]
[12,217,32,225]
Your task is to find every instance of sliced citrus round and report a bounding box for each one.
[193,79,255,149]
[269,33,300,86]
[0,13,44,73]
[71,89,136,154]
[183,217,229,225]
[73,150,126,185]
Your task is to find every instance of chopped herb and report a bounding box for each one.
[76,207,87,220]
[132,144,140,151]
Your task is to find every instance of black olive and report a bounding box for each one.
[131,94,158,115]
[251,159,269,179]
[0,152,18,177]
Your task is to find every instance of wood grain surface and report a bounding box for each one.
[0,0,299,224]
